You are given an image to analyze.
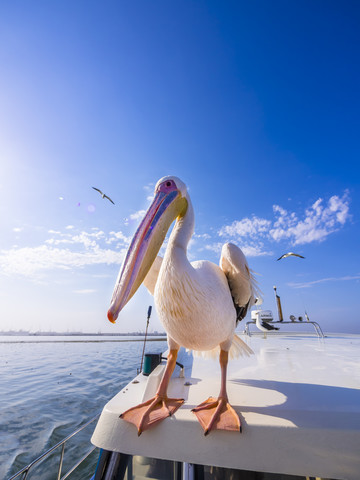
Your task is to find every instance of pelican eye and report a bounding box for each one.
[166,181,172,187]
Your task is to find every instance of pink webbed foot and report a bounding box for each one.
[191,396,241,436]
[120,394,184,436]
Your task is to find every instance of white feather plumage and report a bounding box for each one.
[141,176,258,359]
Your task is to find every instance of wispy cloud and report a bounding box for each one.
[73,289,97,294]
[219,216,271,238]
[269,191,350,245]
[204,242,272,257]
[106,231,132,245]
[219,190,350,248]
[129,209,146,221]
[0,228,131,278]
[0,244,126,277]
[144,183,155,202]
[0,190,352,280]
[241,245,273,257]
[288,274,360,289]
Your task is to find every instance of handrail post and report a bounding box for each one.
[22,470,30,480]
[244,322,252,336]
[57,443,65,480]
[8,414,100,480]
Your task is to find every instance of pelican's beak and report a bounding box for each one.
[107,183,187,323]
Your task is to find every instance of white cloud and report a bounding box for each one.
[204,242,272,257]
[143,183,154,192]
[288,274,360,289]
[219,216,271,237]
[328,193,350,224]
[45,230,107,249]
[0,227,132,279]
[0,244,125,278]
[269,191,350,245]
[219,190,350,247]
[194,232,211,240]
[0,190,351,280]
[204,242,224,254]
[106,231,131,245]
[73,289,97,294]
[240,245,273,257]
[143,183,155,202]
[129,209,146,221]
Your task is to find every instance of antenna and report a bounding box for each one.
[273,285,284,322]
[140,306,152,373]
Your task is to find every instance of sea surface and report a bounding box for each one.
[0,335,167,479]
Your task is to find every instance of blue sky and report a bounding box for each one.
[0,1,359,334]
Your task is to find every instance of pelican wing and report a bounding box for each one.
[92,187,103,194]
[220,243,262,322]
[143,256,163,295]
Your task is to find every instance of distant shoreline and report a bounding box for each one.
[0,331,166,337]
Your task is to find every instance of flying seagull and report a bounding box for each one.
[277,252,305,261]
[255,316,279,332]
[107,176,260,436]
[92,187,115,204]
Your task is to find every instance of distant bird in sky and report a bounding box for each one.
[277,252,305,261]
[92,187,115,204]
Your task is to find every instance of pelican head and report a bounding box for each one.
[107,176,188,323]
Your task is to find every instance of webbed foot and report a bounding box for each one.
[120,394,184,435]
[191,396,241,435]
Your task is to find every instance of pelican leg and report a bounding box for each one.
[120,349,184,435]
[192,349,241,435]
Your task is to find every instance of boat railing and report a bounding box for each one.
[244,320,325,338]
[8,414,100,480]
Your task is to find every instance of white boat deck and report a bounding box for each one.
[91,333,360,480]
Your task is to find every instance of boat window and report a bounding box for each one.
[107,453,340,480]
[126,455,182,480]
[200,465,337,480]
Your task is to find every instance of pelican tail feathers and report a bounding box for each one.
[191,334,254,360]
[249,268,263,306]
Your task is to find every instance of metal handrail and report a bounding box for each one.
[8,414,100,480]
[244,320,324,338]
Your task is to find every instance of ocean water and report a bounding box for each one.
[0,336,167,479]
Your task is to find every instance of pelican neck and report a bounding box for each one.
[167,196,194,253]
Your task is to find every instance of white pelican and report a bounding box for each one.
[92,187,115,204]
[277,252,305,261]
[108,176,260,436]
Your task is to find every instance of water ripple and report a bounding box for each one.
[1,337,166,479]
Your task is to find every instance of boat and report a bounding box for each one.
[9,315,360,480]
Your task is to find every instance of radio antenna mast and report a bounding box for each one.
[273,286,284,322]
[140,306,152,373]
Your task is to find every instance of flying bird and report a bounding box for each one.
[277,252,305,261]
[255,317,279,332]
[107,176,260,436]
[92,187,115,204]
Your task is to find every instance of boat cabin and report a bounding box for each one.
[91,332,360,480]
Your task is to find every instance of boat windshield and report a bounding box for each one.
[107,454,342,480]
